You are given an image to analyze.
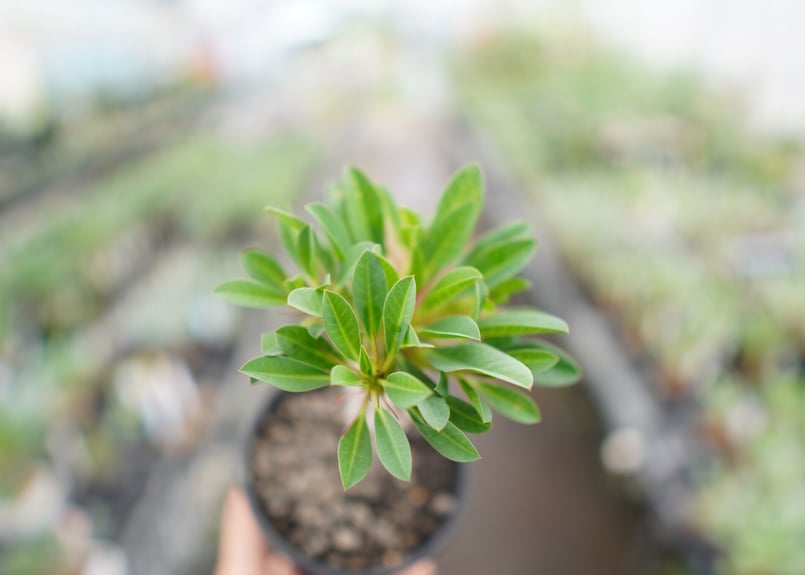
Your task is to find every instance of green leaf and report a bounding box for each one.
[383,372,433,409]
[352,251,387,338]
[376,252,400,288]
[383,276,417,357]
[471,279,488,320]
[306,202,352,260]
[435,372,448,397]
[458,378,492,423]
[422,203,479,281]
[348,167,385,245]
[241,356,329,391]
[401,326,434,349]
[287,287,323,317]
[241,250,287,290]
[276,325,338,371]
[331,365,362,387]
[420,316,481,340]
[465,237,535,289]
[261,332,282,356]
[359,346,373,376]
[335,242,376,285]
[468,221,532,256]
[295,225,317,279]
[322,291,362,361]
[505,347,559,376]
[421,266,483,309]
[338,412,372,489]
[308,324,325,339]
[410,409,481,462]
[427,343,533,389]
[489,277,531,304]
[215,280,285,308]
[266,207,307,268]
[374,405,412,481]
[447,395,492,433]
[530,341,582,387]
[421,165,483,278]
[478,309,568,338]
[477,382,541,424]
[418,395,450,430]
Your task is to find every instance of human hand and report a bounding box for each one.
[215,488,437,575]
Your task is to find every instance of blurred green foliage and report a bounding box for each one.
[454,30,804,573]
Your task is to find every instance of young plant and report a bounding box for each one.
[216,165,581,488]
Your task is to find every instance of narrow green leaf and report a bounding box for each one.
[477,382,541,424]
[435,372,448,397]
[489,277,531,304]
[287,287,323,317]
[465,237,535,289]
[529,341,582,387]
[472,279,487,320]
[348,167,385,246]
[264,206,307,230]
[467,221,532,258]
[421,165,483,275]
[374,406,412,481]
[418,395,450,430]
[353,251,387,338]
[478,309,569,338]
[306,202,352,260]
[261,332,282,356]
[427,343,533,389]
[422,202,478,280]
[241,250,287,290]
[376,253,400,288]
[506,347,559,376]
[419,316,481,341]
[359,346,373,376]
[308,324,325,339]
[410,409,481,462]
[447,396,492,433]
[284,275,307,292]
[331,365,362,387]
[240,357,329,391]
[383,276,417,357]
[215,280,285,308]
[421,266,483,309]
[276,325,338,371]
[296,225,317,279]
[335,242,375,285]
[338,412,372,489]
[401,325,434,349]
[266,207,306,268]
[322,291,362,361]
[384,372,433,409]
[458,378,492,423]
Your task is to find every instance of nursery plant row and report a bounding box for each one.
[0,132,317,574]
[453,31,805,573]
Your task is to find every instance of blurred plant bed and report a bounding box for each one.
[0,134,317,572]
[0,87,209,209]
[453,29,805,573]
[697,373,805,574]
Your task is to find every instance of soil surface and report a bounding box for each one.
[249,388,459,573]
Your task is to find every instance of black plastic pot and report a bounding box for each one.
[242,389,470,575]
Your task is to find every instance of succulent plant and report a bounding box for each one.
[216,164,580,488]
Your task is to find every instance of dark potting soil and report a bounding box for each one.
[249,388,459,572]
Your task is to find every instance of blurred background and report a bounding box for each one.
[2,1,804,574]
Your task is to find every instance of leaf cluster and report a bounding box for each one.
[216,164,581,488]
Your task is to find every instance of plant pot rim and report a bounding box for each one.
[241,388,470,575]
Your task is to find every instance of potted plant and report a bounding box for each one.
[216,164,581,574]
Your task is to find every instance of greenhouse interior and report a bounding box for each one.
[1,1,804,574]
